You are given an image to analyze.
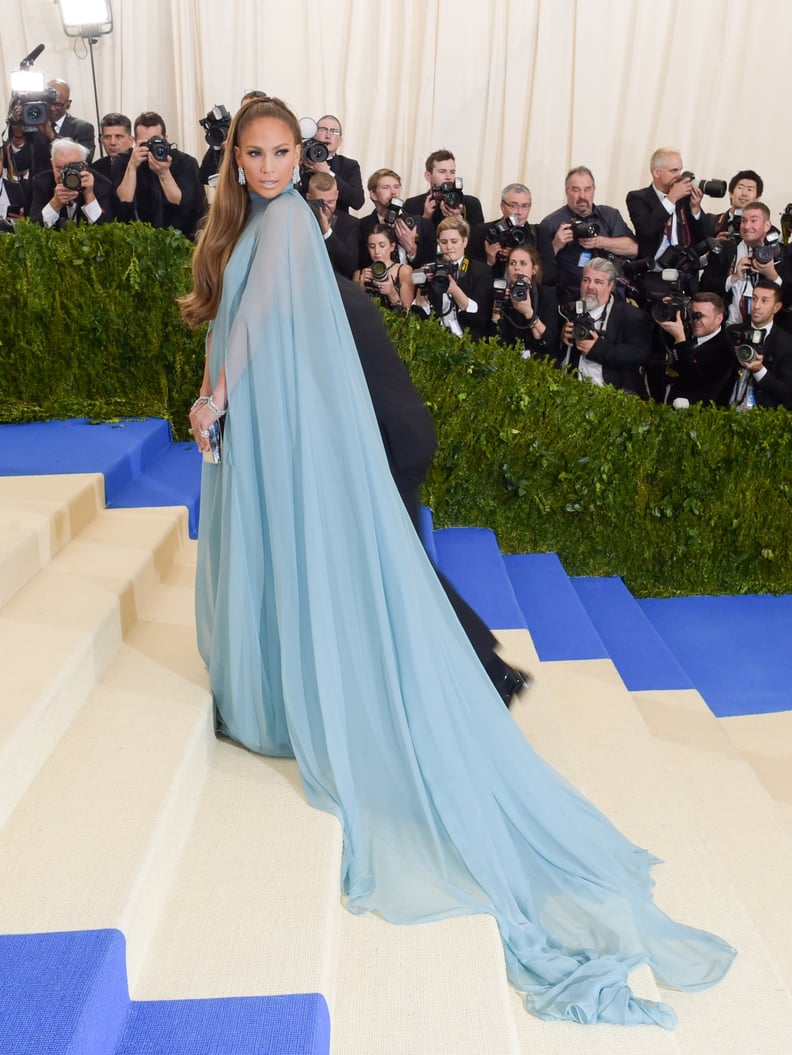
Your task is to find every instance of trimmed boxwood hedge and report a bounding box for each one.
[2,221,790,596]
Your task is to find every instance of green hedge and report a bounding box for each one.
[2,222,790,596]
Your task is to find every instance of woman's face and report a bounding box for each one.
[367,233,393,263]
[438,229,467,261]
[234,116,300,199]
[507,249,536,282]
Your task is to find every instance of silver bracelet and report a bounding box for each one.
[207,395,226,416]
[190,396,210,411]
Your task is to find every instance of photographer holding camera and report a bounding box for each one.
[412,216,492,340]
[700,202,792,325]
[113,111,205,240]
[29,137,113,228]
[540,167,637,301]
[404,150,484,229]
[306,171,360,279]
[21,78,96,178]
[469,182,557,284]
[354,223,415,311]
[358,168,435,269]
[560,258,652,395]
[490,244,559,360]
[297,114,364,213]
[710,170,764,241]
[654,292,736,406]
[728,281,792,410]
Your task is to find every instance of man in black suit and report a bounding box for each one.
[655,292,737,406]
[404,150,484,230]
[358,168,436,269]
[337,274,530,707]
[413,216,493,341]
[25,79,96,177]
[299,114,364,213]
[626,148,709,267]
[91,113,134,182]
[469,181,557,284]
[306,172,359,279]
[560,258,652,395]
[29,138,113,228]
[113,111,206,240]
[732,281,792,411]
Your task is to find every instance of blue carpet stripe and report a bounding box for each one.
[433,526,526,630]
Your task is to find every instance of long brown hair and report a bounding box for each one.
[179,96,302,328]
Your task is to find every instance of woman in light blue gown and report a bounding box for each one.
[181,97,735,1030]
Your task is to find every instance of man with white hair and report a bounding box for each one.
[29,138,114,228]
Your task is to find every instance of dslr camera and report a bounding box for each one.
[141,135,173,162]
[413,258,457,294]
[748,233,783,266]
[486,216,530,249]
[302,138,329,164]
[727,325,765,364]
[382,197,416,230]
[9,87,56,131]
[679,171,727,198]
[200,104,231,148]
[363,259,389,294]
[559,300,596,341]
[431,178,464,209]
[569,218,600,240]
[493,276,529,305]
[60,161,86,191]
[650,293,692,329]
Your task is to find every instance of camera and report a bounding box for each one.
[650,293,692,326]
[657,238,723,277]
[10,87,56,131]
[141,136,173,162]
[199,104,231,148]
[485,216,530,249]
[60,161,85,191]
[509,277,529,303]
[749,235,783,266]
[569,218,600,240]
[492,276,529,305]
[302,138,329,165]
[727,325,765,364]
[559,300,596,341]
[431,178,464,209]
[679,171,727,198]
[382,197,416,229]
[413,258,457,294]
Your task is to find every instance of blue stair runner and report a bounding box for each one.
[0,929,330,1055]
[433,526,526,631]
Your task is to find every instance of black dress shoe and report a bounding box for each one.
[495,664,532,708]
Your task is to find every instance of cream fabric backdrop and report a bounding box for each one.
[3,0,791,227]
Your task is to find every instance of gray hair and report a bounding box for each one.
[501,182,531,199]
[51,137,88,164]
[565,165,595,188]
[584,257,617,283]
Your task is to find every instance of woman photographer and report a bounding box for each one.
[354,223,415,310]
[491,244,559,359]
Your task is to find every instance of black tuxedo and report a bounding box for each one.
[626,184,708,263]
[752,325,792,410]
[0,177,32,219]
[28,114,97,175]
[665,330,737,406]
[321,209,360,279]
[567,297,652,395]
[358,208,437,270]
[420,257,493,341]
[403,191,485,230]
[112,148,206,240]
[468,218,558,286]
[299,154,364,213]
[29,169,114,227]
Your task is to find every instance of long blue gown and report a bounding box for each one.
[195,186,735,1029]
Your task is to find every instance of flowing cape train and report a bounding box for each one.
[195,187,735,1028]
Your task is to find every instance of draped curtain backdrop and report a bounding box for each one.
[3,0,790,226]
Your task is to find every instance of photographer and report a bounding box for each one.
[21,78,95,178]
[412,216,492,340]
[490,244,559,360]
[306,171,360,279]
[560,258,652,395]
[700,202,792,324]
[469,182,557,285]
[730,281,792,411]
[198,91,265,187]
[710,170,764,241]
[29,137,113,228]
[655,292,736,406]
[113,111,205,240]
[298,114,364,213]
[540,167,637,301]
[403,150,484,229]
[358,168,435,269]
[354,223,415,311]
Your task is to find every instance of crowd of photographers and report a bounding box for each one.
[2,80,792,412]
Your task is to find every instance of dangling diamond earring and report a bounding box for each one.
[238,166,247,186]
[292,163,300,185]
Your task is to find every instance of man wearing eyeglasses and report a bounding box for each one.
[468,182,557,284]
[298,114,364,213]
[26,79,96,177]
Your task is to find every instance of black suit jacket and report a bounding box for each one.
[322,210,360,279]
[626,184,708,262]
[28,114,97,175]
[567,297,652,395]
[493,283,560,361]
[29,169,114,227]
[753,325,792,410]
[403,191,485,230]
[299,154,364,213]
[700,240,792,313]
[112,148,207,240]
[1,177,32,219]
[665,330,737,406]
[419,257,493,341]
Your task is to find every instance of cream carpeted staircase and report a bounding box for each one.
[1,473,791,1054]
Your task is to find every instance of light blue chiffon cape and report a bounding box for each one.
[195,187,735,1029]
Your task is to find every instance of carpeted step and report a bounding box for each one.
[0,419,173,506]
[109,441,203,538]
[638,594,792,717]
[503,552,608,659]
[719,710,792,835]
[571,575,693,691]
[433,526,526,630]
